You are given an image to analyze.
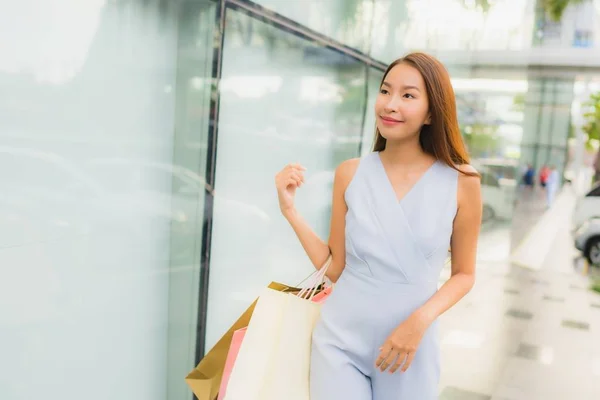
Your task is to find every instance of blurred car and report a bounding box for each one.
[574,217,600,266]
[477,158,519,187]
[572,183,600,231]
[473,163,516,223]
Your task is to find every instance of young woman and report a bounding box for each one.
[275,52,482,399]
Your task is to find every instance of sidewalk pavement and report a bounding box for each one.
[437,187,600,399]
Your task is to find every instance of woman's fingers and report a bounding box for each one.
[389,352,409,373]
[377,345,416,373]
[381,349,400,372]
[400,352,416,373]
[290,171,304,186]
[376,345,398,372]
[375,345,391,369]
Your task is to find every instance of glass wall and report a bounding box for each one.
[361,68,385,156]
[254,0,375,53]
[165,1,216,398]
[253,0,600,56]
[0,1,212,399]
[521,76,574,176]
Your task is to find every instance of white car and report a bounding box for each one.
[574,217,600,266]
[477,166,516,222]
[572,183,600,231]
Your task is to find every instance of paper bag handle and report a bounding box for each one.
[296,255,332,300]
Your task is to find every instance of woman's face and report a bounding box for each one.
[374,63,430,142]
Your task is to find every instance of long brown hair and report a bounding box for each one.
[372,52,477,177]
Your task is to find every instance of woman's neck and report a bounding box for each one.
[379,138,433,167]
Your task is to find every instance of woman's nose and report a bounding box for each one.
[384,96,402,112]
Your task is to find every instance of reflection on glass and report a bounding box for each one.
[254,0,374,52]
[520,78,574,178]
[0,1,213,400]
[204,8,366,350]
[376,0,533,52]
[362,68,384,155]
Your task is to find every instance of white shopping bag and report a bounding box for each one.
[223,258,331,400]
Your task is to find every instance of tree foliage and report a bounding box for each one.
[582,92,600,150]
[544,0,586,22]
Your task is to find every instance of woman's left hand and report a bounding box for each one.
[375,311,432,373]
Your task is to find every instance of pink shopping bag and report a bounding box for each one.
[217,327,247,400]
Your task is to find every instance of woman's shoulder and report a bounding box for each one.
[453,163,480,184]
[436,161,477,178]
[455,163,479,176]
[335,157,362,186]
[437,162,480,193]
[454,164,481,203]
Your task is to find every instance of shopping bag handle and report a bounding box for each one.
[294,254,331,289]
[296,255,332,300]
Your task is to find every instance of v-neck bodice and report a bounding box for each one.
[374,151,439,205]
[343,151,458,284]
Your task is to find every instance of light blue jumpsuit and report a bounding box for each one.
[310,151,458,400]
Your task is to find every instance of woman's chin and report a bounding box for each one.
[377,130,418,143]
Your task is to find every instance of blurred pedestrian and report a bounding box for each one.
[522,164,535,188]
[539,165,550,188]
[546,165,560,207]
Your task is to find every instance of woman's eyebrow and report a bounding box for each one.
[381,81,420,92]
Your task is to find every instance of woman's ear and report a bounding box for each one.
[424,113,431,125]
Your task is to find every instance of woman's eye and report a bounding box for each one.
[404,93,415,99]
[380,89,389,95]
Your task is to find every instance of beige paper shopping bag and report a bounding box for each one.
[184,282,304,400]
[224,258,332,400]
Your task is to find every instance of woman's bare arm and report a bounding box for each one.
[276,159,359,282]
[415,164,482,322]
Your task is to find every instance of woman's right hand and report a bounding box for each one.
[275,163,306,216]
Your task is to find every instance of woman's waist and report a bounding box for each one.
[319,270,438,337]
[341,262,439,291]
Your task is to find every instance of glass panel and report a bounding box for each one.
[546,147,568,180]
[361,68,384,156]
[204,7,367,351]
[0,1,211,399]
[370,0,409,62]
[389,0,533,52]
[538,105,554,145]
[519,145,538,168]
[166,0,215,398]
[254,0,374,52]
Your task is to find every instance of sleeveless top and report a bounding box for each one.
[343,151,459,285]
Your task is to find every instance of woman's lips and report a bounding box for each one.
[379,116,403,125]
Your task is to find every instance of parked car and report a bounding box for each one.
[572,183,600,231]
[574,217,600,266]
[477,158,519,187]
[470,163,516,222]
